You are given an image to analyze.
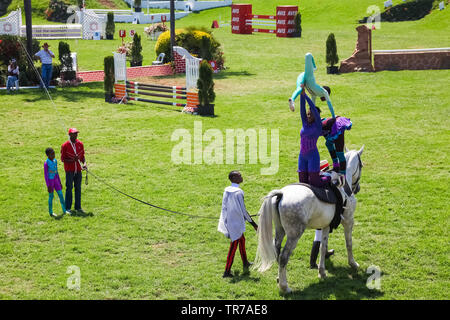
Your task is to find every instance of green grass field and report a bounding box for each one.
[0,0,449,299]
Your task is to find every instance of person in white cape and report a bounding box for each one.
[218,171,258,278]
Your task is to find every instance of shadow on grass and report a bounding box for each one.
[214,70,255,80]
[51,210,94,220]
[125,102,183,113]
[68,210,94,218]
[228,270,261,284]
[283,261,385,300]
[17,82,105,103]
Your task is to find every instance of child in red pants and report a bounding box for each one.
[218,171,258,278]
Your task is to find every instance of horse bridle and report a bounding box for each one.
[351,154,363,194]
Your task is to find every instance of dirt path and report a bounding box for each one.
[97,0,118,9]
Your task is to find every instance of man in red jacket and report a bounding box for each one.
[61,128,87,214]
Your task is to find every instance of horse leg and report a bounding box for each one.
[342,215,359,269]
[318,226,330,279]
[274,221,285,260]
[278,226,305,294]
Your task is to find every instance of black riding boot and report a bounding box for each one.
[309,241,335,269]
[309,241,321,269]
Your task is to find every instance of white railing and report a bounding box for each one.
[174,46,201,90]
[0,8,22,36]
[114,52,127,83]
[373,48,450,53]
[0,9,105,40]
[20,24,82,39]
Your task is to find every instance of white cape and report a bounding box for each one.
[218,186,252,242]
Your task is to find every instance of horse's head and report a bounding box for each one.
[345,145,364,195]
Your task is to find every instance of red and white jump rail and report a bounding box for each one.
[245,14,277,34]
[125,81,187,107]
[231,3,298,38]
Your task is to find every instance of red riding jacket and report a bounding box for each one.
[61,139,85,173]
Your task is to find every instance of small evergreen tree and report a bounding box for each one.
[294,13,302,37]
[104,56,115,96]
[326,33,339,67]
[200,36,213,61]
[130,33,143,66]
[134,0,142,12]
[197,60,215,107]
[58,41,72,69]
[58,41,75,80]
[106,12,115,39]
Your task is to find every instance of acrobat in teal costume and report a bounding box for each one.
[289,53,335,118]
[289,53,351,175]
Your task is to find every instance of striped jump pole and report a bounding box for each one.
[115,81,199,109]
[231,4,298,37]
[246,14,277,34]
[126,80,187,107]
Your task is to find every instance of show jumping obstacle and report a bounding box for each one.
[113,48,200,109]
[115,81,199,108]
[231,4,298,37]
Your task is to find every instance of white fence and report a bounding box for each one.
[124,0,232,12]
[0,8,22,36]
[96,11,189,24]
[0,9,104,40]
[79,9,106,39]
[174,46,201,90]
[20,24,83,39]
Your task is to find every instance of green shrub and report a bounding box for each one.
[58,41,75,80]
[130,33,143,66]
[155,27,224,67]
[294,13,302,37]
[0,35,43,86]
[200,36,213,61]
[326,33,339,67]
[106,12,115,38]
[359,0,435,22]
[197,60,215,106]
[45,0,72,23]
[104,56,115,95]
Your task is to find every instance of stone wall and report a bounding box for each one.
[374,50,450,71]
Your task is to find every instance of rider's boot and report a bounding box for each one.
[310,241,335,269]
[309,241,320,269]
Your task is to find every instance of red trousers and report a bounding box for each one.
[225,235,248,272]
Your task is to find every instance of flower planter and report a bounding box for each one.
[326,66,339,74]
[130,61,143,67]
[105,93,114,103]
[197,104,215,116]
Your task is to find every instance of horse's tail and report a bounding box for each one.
[254,190,283,273]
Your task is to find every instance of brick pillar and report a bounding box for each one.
[174,51,186,74]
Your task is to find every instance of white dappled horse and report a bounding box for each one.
[254,146,364,293]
